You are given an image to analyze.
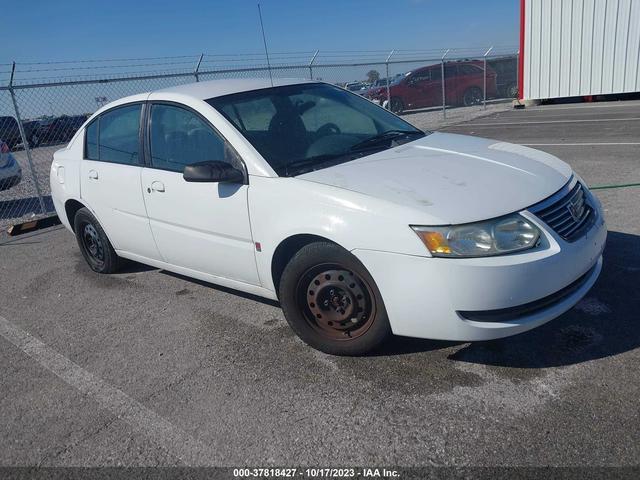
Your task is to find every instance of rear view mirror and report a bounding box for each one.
[183,161,244,184]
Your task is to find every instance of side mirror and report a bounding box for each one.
[183,160,244,184]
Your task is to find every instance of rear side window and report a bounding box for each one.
[149,104,228,173]
[84,104,141,165]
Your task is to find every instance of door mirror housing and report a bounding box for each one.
[183,161,245,184]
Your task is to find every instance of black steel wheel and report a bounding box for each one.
[74,207,121,274]
[279,242,390,355]
[298,266,376,341]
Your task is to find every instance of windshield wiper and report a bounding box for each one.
[349,129,424,152]
[284,153,348,176]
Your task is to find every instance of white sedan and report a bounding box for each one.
[50,79,606,355]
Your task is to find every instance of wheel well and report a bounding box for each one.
[271,234,336,297]
[64,199,85,231]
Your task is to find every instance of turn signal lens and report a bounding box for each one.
[412,213,540,258]
[415,231,452,254]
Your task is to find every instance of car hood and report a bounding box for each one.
[298,132,572,225]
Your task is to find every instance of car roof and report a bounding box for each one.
[154,78,314,101]
[89,78,316,120]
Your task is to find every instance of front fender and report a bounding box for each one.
[248,175,430,292]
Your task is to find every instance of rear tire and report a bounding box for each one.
[279,242,391,356]
[462,87,483,106]
[74,208,121,274]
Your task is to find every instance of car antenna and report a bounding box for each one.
[257,3,274,87]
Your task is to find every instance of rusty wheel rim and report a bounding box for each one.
[296,264,376,341]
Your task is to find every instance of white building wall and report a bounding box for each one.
[523,0,640,100]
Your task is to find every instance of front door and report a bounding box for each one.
[140,102,259,285]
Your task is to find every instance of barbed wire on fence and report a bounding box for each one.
[2,47,518,87]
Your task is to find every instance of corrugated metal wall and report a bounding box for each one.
[523,0,640,100]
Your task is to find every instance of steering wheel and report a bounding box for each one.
[316,122,341,137]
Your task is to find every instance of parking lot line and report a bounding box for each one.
[449,118,640,127]
[0,314,216,465]
[521,142,640,146]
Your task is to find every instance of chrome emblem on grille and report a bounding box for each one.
[567,198,583,221]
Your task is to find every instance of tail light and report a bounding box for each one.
[1,142,9,154]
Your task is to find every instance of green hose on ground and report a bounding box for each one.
[589,182,640,191]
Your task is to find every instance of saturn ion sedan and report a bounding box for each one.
[50,79,606,355]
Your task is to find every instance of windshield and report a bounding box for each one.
[207,83,427,176]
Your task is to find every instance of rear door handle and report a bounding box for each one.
[151,181,165,192]
[88,170,98,180]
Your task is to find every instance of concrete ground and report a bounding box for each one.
[0,100,639,467]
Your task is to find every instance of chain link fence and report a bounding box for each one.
[0,47,518,235]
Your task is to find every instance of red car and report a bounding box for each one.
[367,61,497,113]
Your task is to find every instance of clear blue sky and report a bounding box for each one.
[2,0,519,63]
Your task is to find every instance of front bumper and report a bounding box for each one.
[352,207,606,341]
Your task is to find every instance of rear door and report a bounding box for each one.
[140,102,259,285]
[80,103,160,260]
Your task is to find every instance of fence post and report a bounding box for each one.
[385,50,394,110]
[483,46,493,109]
[8,62,46,215]
[308,50,319,80]
[194,54,204,82]
[441,49,449,118]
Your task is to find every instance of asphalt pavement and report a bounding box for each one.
[0,100,639,468]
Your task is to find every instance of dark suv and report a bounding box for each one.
[366,60,497,113]
[0,116,45,150]
[487,56,518,98]
[36,115,88,146]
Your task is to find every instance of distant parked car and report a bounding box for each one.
[367,61,497,113]
[344,81,370,95]
[0,141,22,191]
[0,116,45,150]
[487,56,518,98]
[37,115,88,146]
[361,77,397,97]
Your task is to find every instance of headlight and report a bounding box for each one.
[412,213,540,258]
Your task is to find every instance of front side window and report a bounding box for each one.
[149,104,229,173]
[84,104,141,165]
[207,83,426,176]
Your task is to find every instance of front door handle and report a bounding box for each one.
[88,170,98,180]
[151,181,165,192]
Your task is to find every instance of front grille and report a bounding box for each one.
[531,181,595,242]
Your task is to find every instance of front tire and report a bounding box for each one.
[279,242,390,355]
[74,208,121,274]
